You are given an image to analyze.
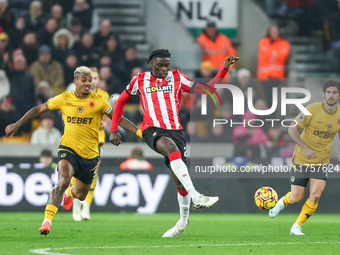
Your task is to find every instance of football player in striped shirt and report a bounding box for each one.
[110,49,238,237]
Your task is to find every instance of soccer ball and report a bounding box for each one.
[254,187,278,210]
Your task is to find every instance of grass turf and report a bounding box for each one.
[0,212,339,255]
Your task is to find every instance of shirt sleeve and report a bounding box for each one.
[125,75,139,96]
[103,98,113,115]
[46,94,63,110]
[177,70,194,93]
[294,105,312,129]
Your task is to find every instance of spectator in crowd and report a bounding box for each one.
[60,0,93,16]
[68,17,85,43]
[99,32,121,62]
[197,20,237,70]
[38,149,57,169]
[114,45,144,86]
[184,121,205,143]
[36,80,53,105]
[70,0,92,31]
[286,0,314,36]
[317,0,340,70]
[30,44,65,95]
[0,0,13,32]
[0,30,11,67]
[74,32,100,66]
[30,111,62,145]
[119,147,153,170]
[37,18,57,47]
[257,24,290,108]
[99,65,123,95]
[22,32,38,66]
[195,61,217,79]
[51,28,74,63]
[93,19,112,46]
[265,125,286,158]
[49,4,66,29]
[24,1,45,32]
[63,51,78,86]
[97,79,107,92]
[232,110,269,158]
[98,54,111,67]
[0,95,26,137]
[8,16,26,49]
[7,54,35,114]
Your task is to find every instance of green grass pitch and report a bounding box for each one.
[0,212,340,255]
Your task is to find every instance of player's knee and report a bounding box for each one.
[290,193,304,204]
[76,192,87,201]
[58,178,71,190]
[309,193,322,204]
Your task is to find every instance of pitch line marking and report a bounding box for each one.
[30,241,340,255]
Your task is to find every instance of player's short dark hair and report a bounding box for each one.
[147,49,171,64]
[40,149,52,158]
[323,80,340,93]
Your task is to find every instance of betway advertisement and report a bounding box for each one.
[2,157,340,213]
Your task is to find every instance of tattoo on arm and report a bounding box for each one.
[118,117,138,134]
[17,105,43,127]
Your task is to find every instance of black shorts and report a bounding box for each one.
[143,127,188,168]
[58,145,99,185]
[289,163,328,187]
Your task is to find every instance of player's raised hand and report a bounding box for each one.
[5,123,19,137]
[303,147,316,159]
[109,131,122,146]
[223,56,239,70]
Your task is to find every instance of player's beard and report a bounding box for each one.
[82,92,90,96]
[326,100,337,107]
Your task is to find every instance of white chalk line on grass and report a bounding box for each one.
[30,241,340,255]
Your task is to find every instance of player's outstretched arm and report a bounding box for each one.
[288,122,316,159]
[109,90,133,146]
[106,110,140,137]
[5,103,49,137]
[191,56,239,95]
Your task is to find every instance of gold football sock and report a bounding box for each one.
[67,186,74,198]
[283,192,291,205]
[85,173,97,204]
[44,204,58,221]
[296,199,318,226]
[71,176,76,186]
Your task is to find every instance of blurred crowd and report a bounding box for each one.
[0,0,296,159]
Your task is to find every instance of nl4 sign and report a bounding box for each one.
[164,0,238,38]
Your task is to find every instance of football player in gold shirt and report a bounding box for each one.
[5,66,141,236]
[72,67,111,221]
[269,80,340,235]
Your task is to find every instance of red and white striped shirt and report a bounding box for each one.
[126,70,193,131]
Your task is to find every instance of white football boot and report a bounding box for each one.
[82,202,91,220]
[192,194,219,209]
[290,222,305,235]
[72,198,82,221]
[162,218,189,238]
[269,197,286,218]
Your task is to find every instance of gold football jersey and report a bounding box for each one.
[47,91,112,159]
[293,102,340,165]
[96,88,110,144]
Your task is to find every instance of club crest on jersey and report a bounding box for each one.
[338,119,340,124]
[77,106,84,113]
[146,85,172,94]
[327,124,333,130]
